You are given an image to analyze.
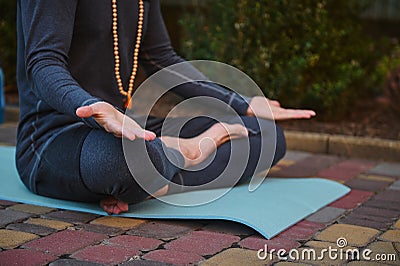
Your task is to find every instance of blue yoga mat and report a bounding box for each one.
[0,146,349,239]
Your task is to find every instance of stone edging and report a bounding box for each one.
[285,130,400,162]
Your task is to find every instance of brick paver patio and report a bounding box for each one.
[0,124,399,265]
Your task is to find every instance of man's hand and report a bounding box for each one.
[76,101,156,141]
[246,96,316,120]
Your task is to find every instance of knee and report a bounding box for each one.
[273,124,286,165]
[144,139,181,180]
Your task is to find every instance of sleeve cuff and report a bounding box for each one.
[79,98,102,129]
[229,93,251,116]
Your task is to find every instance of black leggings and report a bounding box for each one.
[35,116,286,204]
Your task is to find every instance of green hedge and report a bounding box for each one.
[179,0,394,118]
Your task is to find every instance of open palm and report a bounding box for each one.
[246,96,316,121]
[76,101,156,141]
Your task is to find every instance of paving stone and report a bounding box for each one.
[379,230,400,242]
[49,259,104,266]
[296,220,327,230]
[315,224,380,247]
[389,184,400,191]
[277,226,319,241]
[395,243,400,253]
[165,230,240,256]
[6,222,57,236]
[127,220,199,240]
[276,220,325,241]
[23,229,106,256]
[143,250,204,265]
[394,219,400,229]
[277,159,296,167]
[329,189,373,209]
[202,220,255,236]
[42,210,98,224]
[239,235,300,251]
[363,199,400,211]
[268,166,282,175]
[273,154,342,178]
[282,150,312,162]
[358,174,396,183]
[388,179,400,190]
[90,216,146,230]
[306,207,346,224]
[76,223,124,236]
[0,209,32,227]
[0,229,39,249]
[304,240,357,250]
[72,244,141,265]
[200,248,272,265]
[339,216,392,231]
[345,178,392,192]
[293,247,347,265]
[374,190,400,203]
[345,213,395,224]
[8,204,55,215]
[317,159,376,181]
[367,162,400,178]
[303,241,361,263]
[274,263,312,266]
[351,206,400,220]
[363,241,400,265]
[0,200,17,206]
[347,261,394,266]
[26,217,72,230]
[107,235,163,251]
[119,260,170,266]
[0,123,17,145]
[0,248,56,265]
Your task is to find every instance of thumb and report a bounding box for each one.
[76,105,94,118]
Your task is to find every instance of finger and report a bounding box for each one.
[122,129,137,141]
[276,109,316,120]
[144,130,157,141]
[76,106,94,118]
[129,129,156,141]
[111,205,122,215]
[117,201,129,212]
[293,110,316,118]
[113,133,123,138]
[268,99,281,107]
[122,127,156,141]
[100,202,114,215]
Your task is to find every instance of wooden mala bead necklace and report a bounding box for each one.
[112,0,144,108]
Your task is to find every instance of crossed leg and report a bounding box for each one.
[100,122,248,214]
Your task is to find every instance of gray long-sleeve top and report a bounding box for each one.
[16,0,249,184]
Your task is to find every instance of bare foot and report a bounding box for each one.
[100,196,129,215]
[101,185,170,214]
[146,185,169,199]
[160,123,248,168]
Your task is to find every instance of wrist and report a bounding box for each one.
[246,106,254,116]
[246,98,255,116]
